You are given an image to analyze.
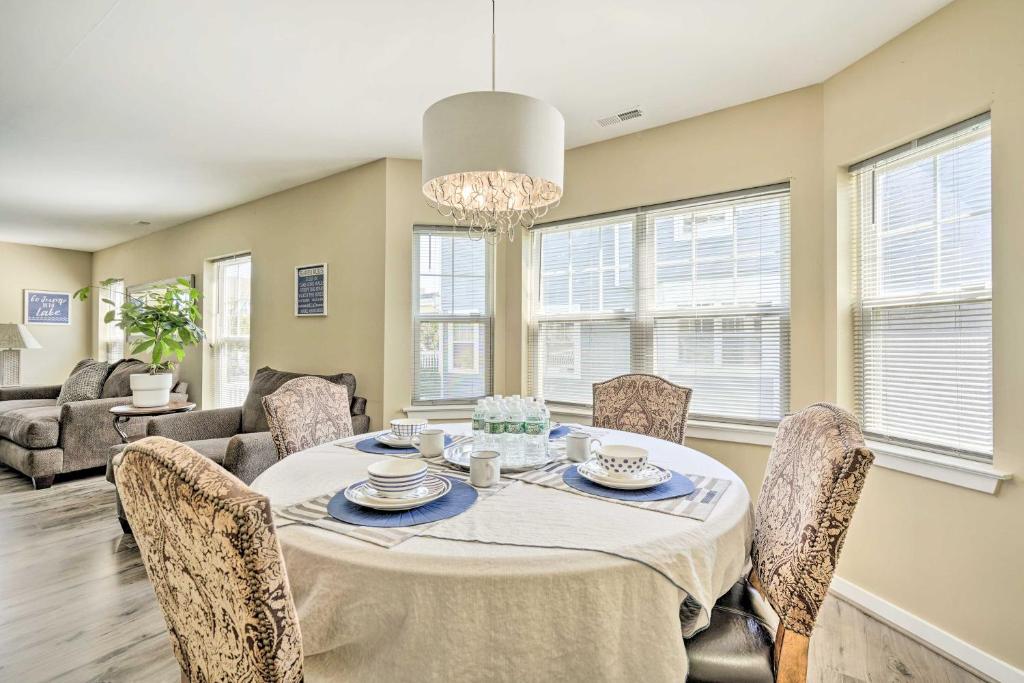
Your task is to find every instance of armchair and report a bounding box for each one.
[106,366,369,533]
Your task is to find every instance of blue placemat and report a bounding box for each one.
[355,434,455,455]
[326,477,477,527]
[562,465,696,501]
[548,424,570,440]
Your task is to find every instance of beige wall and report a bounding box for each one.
[820,0,1024,667]
[92,160,388,426]
[0,241,92,384]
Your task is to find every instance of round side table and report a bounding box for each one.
[109,400,196,443]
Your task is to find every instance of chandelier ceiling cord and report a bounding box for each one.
[421,0,565,243]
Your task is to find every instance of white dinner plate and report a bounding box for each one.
[344,474,452,510]
[376,432,415,448]
[576,459,672,490]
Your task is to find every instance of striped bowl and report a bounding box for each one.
[367,459,428,498]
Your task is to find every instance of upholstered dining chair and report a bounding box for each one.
[683,403,874,683]
[592,373,693,444]
[112,436,303,683]
[262,376,355,457]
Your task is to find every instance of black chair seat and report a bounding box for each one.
[684,580,775,683]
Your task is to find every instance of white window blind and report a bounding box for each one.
[851,113,992,460]
[210,253,252,409]
[412,227,493,404]
[100,279,125,362]
[528,184,791,425]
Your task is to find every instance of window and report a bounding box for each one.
[851,113,992,460]
[412,227,493,403]
[100,279,125,362]
[528,185,791,424]
[209,253,252,408]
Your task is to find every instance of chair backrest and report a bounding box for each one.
[262,376,354,457]
[113,436,303,682]
[751,403,874,637]
[592,374,692,444]
[242,366,357,434]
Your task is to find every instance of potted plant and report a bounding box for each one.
[74,278,204,407]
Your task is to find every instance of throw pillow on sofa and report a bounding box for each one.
[57,359,110,406]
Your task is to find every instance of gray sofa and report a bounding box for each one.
[107,366,369,533]
[0,358,187,489]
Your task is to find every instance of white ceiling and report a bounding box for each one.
[0,0,952,252]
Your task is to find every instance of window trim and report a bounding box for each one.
[411,225,495,406]
[527,183,791,426]
[207,252,252,410]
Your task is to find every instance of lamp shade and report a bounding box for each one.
[422,90,565,198]
[0,323,42,350]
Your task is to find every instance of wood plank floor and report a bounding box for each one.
[0,465,988,683]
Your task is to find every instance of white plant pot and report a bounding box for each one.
[130,373,173,408]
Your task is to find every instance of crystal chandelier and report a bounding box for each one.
[421,0,564,243]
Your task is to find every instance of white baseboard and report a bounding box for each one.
[829,577,1023,683]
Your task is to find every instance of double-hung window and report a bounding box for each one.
[851,114,992,459]
[528,184,791,424]
[100,279,125,362]
[209,253,252,408]
[412,227,493,404]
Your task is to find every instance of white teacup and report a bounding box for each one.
[367,459,427,498]
[470,450,500,488]
[411,428,445,457]
[565,431,602,463]
[595,444,649,478]
[390,418,427,440]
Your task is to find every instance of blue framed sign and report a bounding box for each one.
[295,263,328,317]
[24,290,71,325]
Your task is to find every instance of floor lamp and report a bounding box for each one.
[0,323,42,386]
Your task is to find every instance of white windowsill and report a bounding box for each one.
[403,404,1012,494]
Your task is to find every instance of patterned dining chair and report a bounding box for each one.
[112,436,303,683]
[262,376,355,457]
[592,373,692,444]
[683,403,874,683]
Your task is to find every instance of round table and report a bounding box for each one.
[108,399,195,443]
[252,424,752,682]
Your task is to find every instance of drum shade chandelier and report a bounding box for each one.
[421,0,565,243]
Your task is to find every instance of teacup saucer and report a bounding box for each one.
[577,459,671,490]
[344,474,452,510]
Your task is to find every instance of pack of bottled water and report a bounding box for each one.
[471,394,551,467]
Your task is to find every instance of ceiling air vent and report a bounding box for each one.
[596,107,644,128]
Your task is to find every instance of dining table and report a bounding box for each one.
[251,423,753,682]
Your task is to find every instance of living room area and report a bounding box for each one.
[1,1,1022,682]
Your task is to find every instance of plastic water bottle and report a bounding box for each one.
[485,399,505,456]
[471,399,487,451]
[505,397,526,466]
[524,398,547,462]
[539,399,552,440]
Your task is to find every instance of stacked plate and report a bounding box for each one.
[345,459,452,511]
[576,444,672,490]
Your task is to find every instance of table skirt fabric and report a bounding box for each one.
[253,426,753,682]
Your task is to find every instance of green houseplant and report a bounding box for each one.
[74,278,204,406]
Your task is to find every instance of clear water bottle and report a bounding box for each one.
[524,398,547,462]
[485,399,505,457]
[505,398,526,466]
[539,399,552,440]
[471,399,487,451]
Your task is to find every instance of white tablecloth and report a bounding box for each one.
[252,425,753,682]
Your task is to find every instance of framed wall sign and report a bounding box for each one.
[24,290,71,325]
[295,263,328,317]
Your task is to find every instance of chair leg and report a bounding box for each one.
[118,516,133,535]
[774,627,809,683]
[32,475,55,490]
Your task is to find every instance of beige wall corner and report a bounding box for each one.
[0,241,93,385]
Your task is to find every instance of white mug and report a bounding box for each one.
[470,450,500,487]
[565,432,602,463]
[411,428,445,457]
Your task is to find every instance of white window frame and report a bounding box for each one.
[851,113,993,462]
[411,226,494,405]
[207,254,251,409]
[99,279,126,362]
[528,184,790,426]
[447,323,481,375]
